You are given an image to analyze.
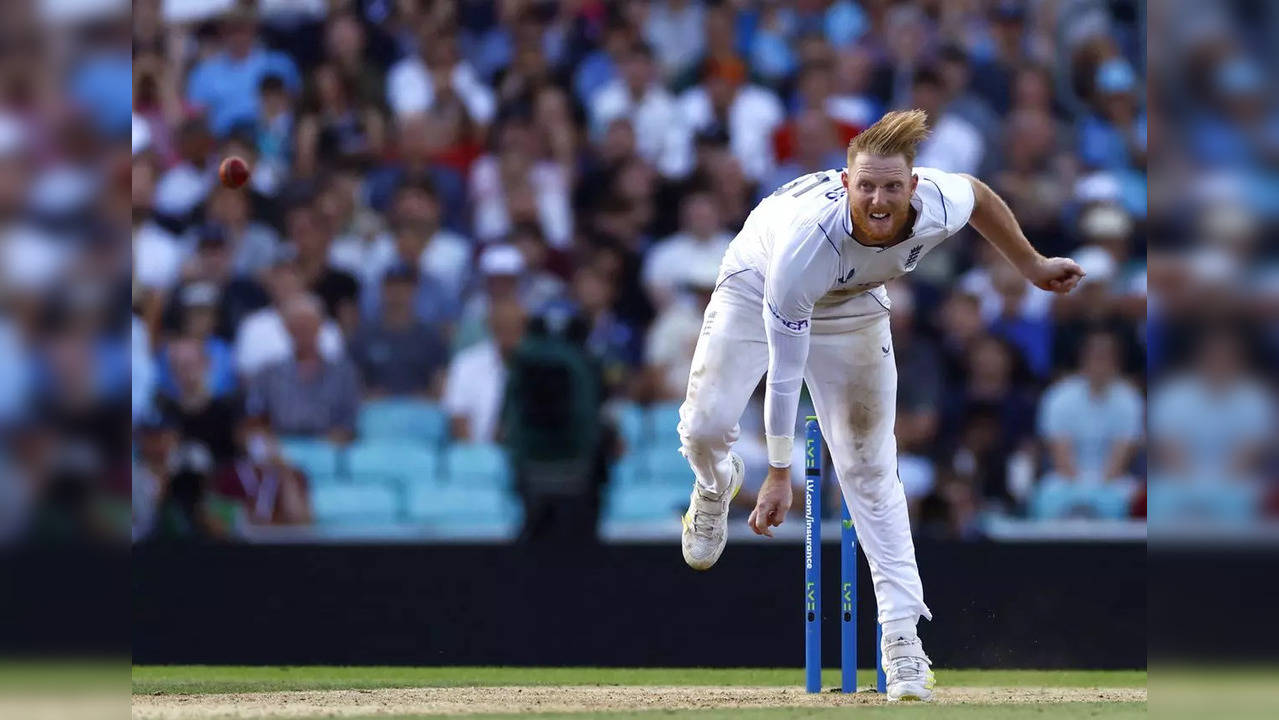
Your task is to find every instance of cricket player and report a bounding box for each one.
[677,110,1084,701]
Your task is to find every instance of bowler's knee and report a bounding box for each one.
[678,410,731,456]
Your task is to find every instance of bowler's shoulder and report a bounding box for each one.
[912,166,976,235]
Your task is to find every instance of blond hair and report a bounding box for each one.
[847,109,931,167]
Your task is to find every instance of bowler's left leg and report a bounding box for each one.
[805,304,935,701]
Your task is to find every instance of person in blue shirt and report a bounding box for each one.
[186,9,300,137]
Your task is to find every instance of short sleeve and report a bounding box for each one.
[914,167,976,235]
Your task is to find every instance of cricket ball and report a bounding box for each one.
[218,156,251,189]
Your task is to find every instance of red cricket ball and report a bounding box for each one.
[218,156,251,189]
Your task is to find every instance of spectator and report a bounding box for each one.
[771,63,857,172]
[1051,244,1145,377]
[1078,57,1146,218]
[1038,331,1143,487]
[911,67,985,175]
[1150,330,1274,483]
[444,300,526,444]
[679,61,785,182]
[213,438,313,527]
[295,62,386,178]
[827,45,880,132]
[205,186,280,278]
[331,179,470,323]
[152,117,217,232]
[168,225,271,342]
[1079,58,1145,173]
[643,257,717,402]
[157,282,237,400]
[350,264,448,399]
[589,43,693,178]
[233,254,344,377]
[887,281,942,503]
[323,11,384,110]
[454,244,528,352]
[286,198,361,333]
[677,2,745,92]
[945,336,1037,503]
[644,0,706,82]
[986,261,1053,378]
[761,109,846,200]
[386,22,496,128]
[470,117,573,248]
[156,338,241,465]
[990,108,1073,257]
[970,0,1030,116]
[254,74,295,192]
[185,8,300,137]
[642,191,731,309]
[572,262,640,397]
[935,44,1000,148]
[132,155,184,296]
[244,294,359,443]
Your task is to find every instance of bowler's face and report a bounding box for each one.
[843,153,917,245]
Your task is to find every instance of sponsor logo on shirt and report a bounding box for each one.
[768,302,809,332]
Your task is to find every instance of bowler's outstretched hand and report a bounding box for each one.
[1025,256,1086,294]
[748,468,793,537]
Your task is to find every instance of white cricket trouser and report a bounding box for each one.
[677,273,932,627]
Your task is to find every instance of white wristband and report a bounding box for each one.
[766,435,794,468]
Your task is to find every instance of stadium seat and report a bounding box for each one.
[406,483,522,530]
[1029,478,1133,520]
[603,483,690,522]
[443,443,512,488]
[638,445,692,487]
[357,399,449,447]
[609,456,640,488]
[310,482,403,525]
[644,402,683,450]
[613,401,645,450]
[346,440,440,485]
[278,437,338,479]
[1146,480,1259,522]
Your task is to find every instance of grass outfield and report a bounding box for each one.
[132,665,1145,695]
[132,666,1146,720]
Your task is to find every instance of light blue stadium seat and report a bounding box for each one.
[609,456,640,488]
[604,483,690,522]
[613,401,645,449]
[357,399,449,446]
[639,445,692,487]
[1029,479,1132,520]
[311,483,402,524]
[406,484,522,529]
[644,402,683,449]
[443,443,512,487]
[347,440,439,484]
[1147,481,1259,522]
[278,437,338,479]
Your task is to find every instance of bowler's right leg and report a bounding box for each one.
[677,281,768,570]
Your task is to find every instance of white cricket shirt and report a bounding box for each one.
[718,167,976,461]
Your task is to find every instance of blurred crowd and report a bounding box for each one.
[3,0,1269,543]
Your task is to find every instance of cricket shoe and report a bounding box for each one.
[681,453,745,571]
[883,633,935,702]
